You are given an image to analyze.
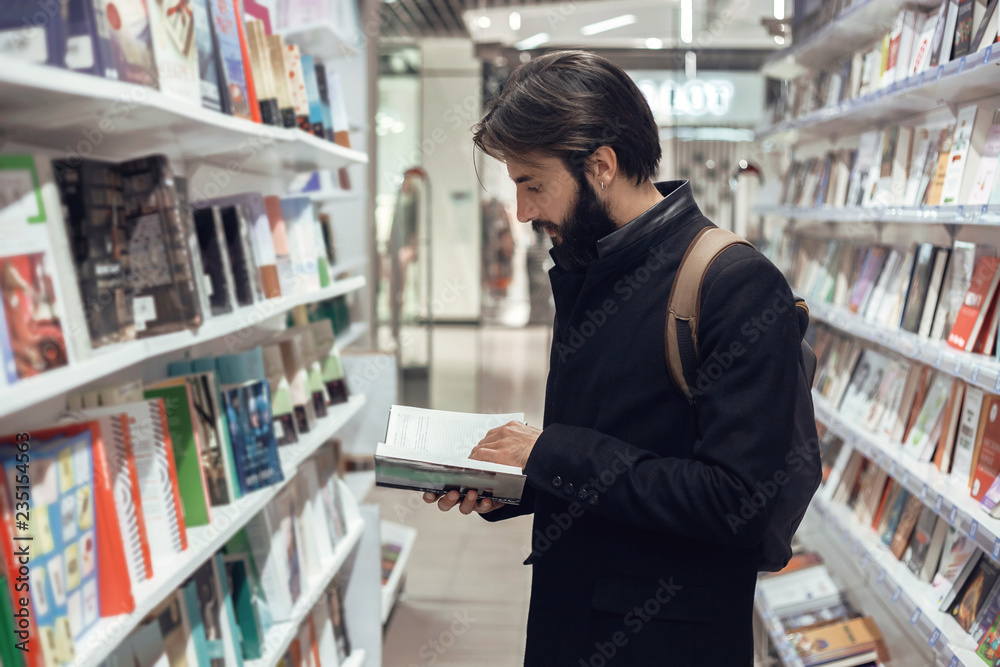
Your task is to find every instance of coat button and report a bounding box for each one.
[564,483,575,496]
[589,494,599,506]
[552,476,563,489]
[577,488,589,501]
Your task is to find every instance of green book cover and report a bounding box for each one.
[214,553,246,666]
[182,581,212,665]
[222,551,264,660]
[0,574,23,667]
[144,382,212,526]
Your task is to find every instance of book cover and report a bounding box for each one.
[975,284,1000,355]
[222,553,264,660]
[199,192,280,299]
[901,243,936,332]
[278,334,317,434]
[954,0,978,58]
[969,124,1000,204]
[876,360,914,441]
[153,590,199,665]
[291,460,334,580]
[947,255,1000,350]
[230,0,262,123]
[951,553,1000,630]
[935,379,965,472]
[972,395,1000,500]
[880,486,911,547]
[788,616,882,665]
[63,0,116,79]
[940,104,982,204]
[265,33,296,128]
[244,18,279,125]
[190,0,224,111]
[905,506,940,576]
[264,195,295,296]
[193,206,238,316]
[296,326,329,419]
[919,247,952,337]
[954,387,989,487]
[220,204,265,306]
[144,379,213,527]
[184,372,235,507]
[903,372,952,461]
[243,0,271,33]
[973,0,999,51]
[243,485,300,621]
[148,0,202,104]
[0,1,69,67]
[311,319,349,404]
[328,576,351,661]
[326,70,352,148]
[205,0,254,119]
[281,40,310,131]
[262,343,299,446]
[925,124,956,205]
[838,349,894,420]
[279,196,321,295]
[0,251,70,381]
[911,9,941,76]
[221,379,284,494]
[102,0,159,86]
[301,54,327,140]
[314,61,335,142]
[313,445,346,542]
[932,240,979,340]
[933,526,979,606]
[891,494,925,560]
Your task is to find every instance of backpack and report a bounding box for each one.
[665,226,820,573]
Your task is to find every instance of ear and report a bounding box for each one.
[586,146,618,191]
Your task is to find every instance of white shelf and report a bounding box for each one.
[0,277,366,421]
[804,299,1000,395]
[762,0,937,79]
[379,520,418,625]
[0,57,367,174]
[246,479,365,667]
[753,591,806,667]
[755,204,1000,227]
[305,189,361,203]
[340,649,366,667]
[814,393,1000,566]
[758,44,1000,143]
[70,395,366,667]
[278,21,360,60]
[336,322,369,352]
[810,497,978,666]
[343,470,375,502]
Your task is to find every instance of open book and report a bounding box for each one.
[375,405,527,504]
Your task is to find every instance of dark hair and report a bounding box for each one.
[473,51,661,186]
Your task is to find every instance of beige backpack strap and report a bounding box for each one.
[666,227,754,401]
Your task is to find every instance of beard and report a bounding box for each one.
[532,175,618,273]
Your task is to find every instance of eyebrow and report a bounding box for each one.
[512,174,536,184]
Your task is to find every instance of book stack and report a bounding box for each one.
[787,237,1000,358]
[0,1,356,148]
[767,2,1000,128]
[776,105,1000,210]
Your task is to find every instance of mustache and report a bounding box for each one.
[532,220,556,234]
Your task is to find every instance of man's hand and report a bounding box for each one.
[423,490,504,514]
[469,420,541,470]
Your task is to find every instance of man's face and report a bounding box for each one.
[506,153,618,272]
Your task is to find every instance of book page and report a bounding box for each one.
[385,405,525,466]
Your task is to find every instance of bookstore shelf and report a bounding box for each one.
[307,189,362,202]
[757,45,1000,143]
[801,299,1000,396]
[762,0,933,79]
[0,56,368,174]
[754,204,1000,226]
[278,22,361,61]
[380,521,418,625]
[344,470,376,502]
[813,394,1000,567]
[810,497,976,666]
[72,395,367,667]
[246,493,365,667]
[336,322,371,352]
[340,649,367,667]
[0,276,366,421]
[753,592,806,667]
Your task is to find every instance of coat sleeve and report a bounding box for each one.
[479,484,537,522]
[522,252,801,549]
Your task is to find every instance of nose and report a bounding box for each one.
[516,194,539,224]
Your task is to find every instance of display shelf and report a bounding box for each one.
[761,0,933,79]
[0,56,367,173]
[278,21,360,60]
[0,276,366,421]
[753,591,806,667]
[814,393,1000,567]
[344,470,376,501]
[380,520,418,625]
[758,44,1000,143]
[336,322,370,352]
[246,481,365,667]
[71,396,366,667]
[804,298,1000,396]
[340,649,367,667]
[306,189,361,202]
[810,497,978,666]
[754,204,1000,226]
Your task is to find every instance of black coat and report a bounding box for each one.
[485,181,804,666]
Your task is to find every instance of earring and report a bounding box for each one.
[601,181,607,191]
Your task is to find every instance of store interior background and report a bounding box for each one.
[366,1,785,664]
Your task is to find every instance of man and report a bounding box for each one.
[424,51,807,666]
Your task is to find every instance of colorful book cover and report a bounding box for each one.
[0,251,69,380]
[948,255,1000,351]
[65,0,116,79]
[264,195,295,296]
[148,0,202,104]
[265,34,297,127]
[262,344,299,446]
[951,554,1000,631]
[1,433,99,646]
[0,296,16,386]
[205,0,253,119]
[219,204,265,306]
[244,18,279,125]
[940,104,979,205]
[243,0,271,33]
[222,380,284,494]
[191,0,224,110]
[278,334,316,434]
[326,70,352,148]
[230,0,262,122]
[144,379,213,527]
[301,54,326,139]
[973,395,1000,501]
[199,193,280,299]
[310,319,349,404]
[103,0,159,86]
[952,0,976,59]
[185,372,235,507]
[222,553,264,659]
[281,42,310,131]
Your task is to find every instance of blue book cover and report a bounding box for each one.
[223,380,283,494]
[1,431,100,651]
[881,488,911,547]
[204,0,252,119]
[301,55,326,138]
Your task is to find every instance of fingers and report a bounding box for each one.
[423,490,501,514]
[474,497,496,513]
[436,490,461,512]
[459,490,479,515]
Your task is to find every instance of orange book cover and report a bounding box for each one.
[891,495,924,560]
[0,456,44,667]
[972,395,1000,501]
[948,256,1000,351]
[233,0,263,123]
[871,479,895,530]
[2,423,136,616]
[973,288,1000,355]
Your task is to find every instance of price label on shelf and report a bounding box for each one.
[902,470,910,487]
[985,45,994,64]
[916,71,926,87]
[949,506,959,525]
[972,365,981,384]
[954,358,963,375]
[893,586,903,603]
[957,56,968,74]
[936,495,944,513]
[921,485,929,501]
[929,628,940,647]
[970,520,979,540]
[993,538,1000,561]
[910,608,921,625]
[936,64,945,81]
[934,350,943,367]
[950,657,960,667]
[994,371,1000,393]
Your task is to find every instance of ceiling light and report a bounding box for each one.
[645,37,663,49]
[773,0,784,20]
[774,35,786,44]
[680,0,693,44]
[580,14,637,36]
[509,11,521,31]
[515,32,550,50]
[476,15,491,29]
